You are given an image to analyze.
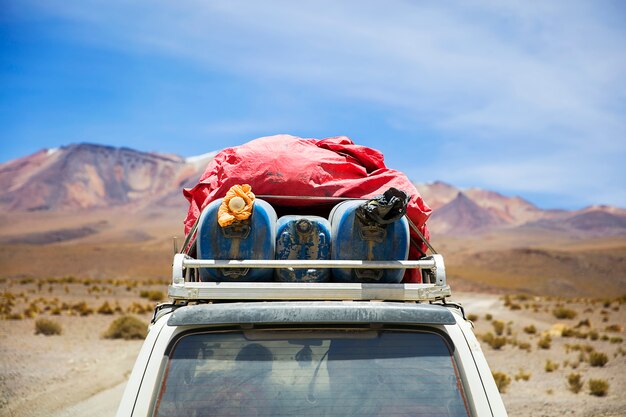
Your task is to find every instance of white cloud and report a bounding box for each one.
[15,0,626,207]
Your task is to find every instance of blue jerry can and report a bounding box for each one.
[196,198,277,281]
[329,200,409,283]
[275,215,331,282]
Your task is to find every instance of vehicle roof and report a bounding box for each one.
[167,301,456,327]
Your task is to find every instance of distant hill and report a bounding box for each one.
[415,181,626,237]
[1,144,624,238]
[426,192,505,234]
[0,144,213,212]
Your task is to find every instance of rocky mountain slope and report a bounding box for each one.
[415,181,626,236]
[3,144,624,237]
[0,144,212,212]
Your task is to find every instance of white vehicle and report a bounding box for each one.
[117,252,507,417]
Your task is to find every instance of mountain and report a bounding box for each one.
[427,192,506,234]
[0,143,624,297]
[525,207,626,236]
[1,144,624,239]
[415,181,626,236]
[0,144,213,212]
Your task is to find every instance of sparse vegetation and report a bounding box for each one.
[139,290,165,302]
[514,369,531,381]
[103,315,147,340]
[588,379,609,397]
[538,334,552,350]
[568,373,583,393]
[575,318,591,328]
[553,307,577,319]
[126,301,154,315]
[467,313,478,322]
[492,320,505,336]
[72,301,94,316]
[588,352,608,367]
[481,332,507,350]
[523,324,537,334]
[492,371,511,393]
[605,324,623,332]
[545,359,559,372]
[35,318,62,336]
[97,301,115,315]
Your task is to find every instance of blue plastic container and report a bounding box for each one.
[329,200,409,283]
[275,215,331,282]
[196,198,277,281]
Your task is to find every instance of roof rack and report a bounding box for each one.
[169,254,450,302]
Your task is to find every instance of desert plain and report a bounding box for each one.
[1,220,625,417]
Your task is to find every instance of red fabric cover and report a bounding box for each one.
[183,135,432,283]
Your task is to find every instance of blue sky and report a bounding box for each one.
[1,1,625,209]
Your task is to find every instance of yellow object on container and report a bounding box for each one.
[217,184,255,227]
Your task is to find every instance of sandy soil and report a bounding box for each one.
[453,293,626,417]
[1,291,624,417]
[0,314,145,417]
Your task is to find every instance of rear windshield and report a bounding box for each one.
[153,329,470,417]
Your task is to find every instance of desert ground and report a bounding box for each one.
[1,208,625,416]
[1,277,624,417]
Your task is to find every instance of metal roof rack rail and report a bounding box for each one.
[169,254,450,302]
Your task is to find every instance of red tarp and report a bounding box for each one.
[183,135,432,283]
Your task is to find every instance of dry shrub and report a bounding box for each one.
[604,324,623,332]
[492,372,511,393]
[97,301,115,315]
[567,373,583,393]
[566,343,594,353]
[72,301,94,316]
[538,334,552,350]
[127,302,153,315]
[485,313,493,321]
[481,332,507,350]
[35,318,62,336]
[545,359,559,372]
[514,369,531,381]
[523,324,537,335]
[492,320,505,336]
[103,315,147,340]
[588,379,609,397]
[553,307,577,319]
[0,292,15,318]
[517,342,531,352]
[609,337,623,344]
[588,352,608,367]
[140,290,165,302]
[466,313,478,322]
[575,319,591,328]
[562,327,592,339]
